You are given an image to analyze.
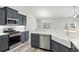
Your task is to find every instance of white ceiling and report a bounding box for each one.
[1,6,79,19]
[24,6,79,19]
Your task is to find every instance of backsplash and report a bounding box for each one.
[0,25,26,33]
[14,26,25,31]
[0,26,5,33]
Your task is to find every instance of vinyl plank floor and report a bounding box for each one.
[7,42,48,52]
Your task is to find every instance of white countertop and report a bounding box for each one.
[0,33,9,36]
[31,30,79,49]
[16,30,29,32]
[51,32,71,48]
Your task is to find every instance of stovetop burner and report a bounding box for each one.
[4,30,21,37]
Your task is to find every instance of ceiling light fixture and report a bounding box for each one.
[73,6,77,18]
[42,20,46,22]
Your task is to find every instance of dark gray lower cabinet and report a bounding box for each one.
[50,40,60,52]
[21,31,29,43]
[31,41,39,48]
[31,33,70,52]
[50,40,70,52]
[0,35,9,52]
[31,33,39,48]
[71,43,79,52]
[59,44,70,52]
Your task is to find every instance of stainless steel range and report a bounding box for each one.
[3,28,21,49]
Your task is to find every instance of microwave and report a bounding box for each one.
[7,18,19,25]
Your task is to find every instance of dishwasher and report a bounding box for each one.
[40,34,50,50]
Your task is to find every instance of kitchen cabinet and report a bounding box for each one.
[18,14,23,25]
[26,31,29,41]
[21,31,29,43]
[50,40,60,52]
[22,15,26,25]
[0,7,18,25]
[31,33,39,48]
[50,40,70,52]
[3,7,18,19]
[0,35,9,52]
[60,44,70,52]
[18,14,26,25]
[0,7,27,25]
[71,43,79,52]
[0,8,5,25]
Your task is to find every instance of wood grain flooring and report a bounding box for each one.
[7,42,48,52]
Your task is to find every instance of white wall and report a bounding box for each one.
[37,17,79,31]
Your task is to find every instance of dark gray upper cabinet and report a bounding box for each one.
[31,33,39,48]
[0,35,9,52]
[0,7,27,25]
[18,14,26,25]
[3,7,18,19]
[0,8,5,25]
[18,14,23,25]
[0,7,18,25]
[21,31,29,43]
[22,15,26,25]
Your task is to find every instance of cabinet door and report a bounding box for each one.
[18,14,26,25]
[0,8,5,25]
[0,35,9,51]
[22,15,26,25]
[25,31,29,41]
[31,34,39,42]
[50,40,60,52]
[50,40,70,52]
[11,9,18,19]
[60,44,70,52]
[71,43,79,52]
[53,40,60,52]
[5,7,12,18]
[4,7,18,19]
[31,33,39,48]
[21,32,26,43]
[21,31,29,43]
[31,41,39,48]
[18,14,23,25]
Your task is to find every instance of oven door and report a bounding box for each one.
[9,35,21,49]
